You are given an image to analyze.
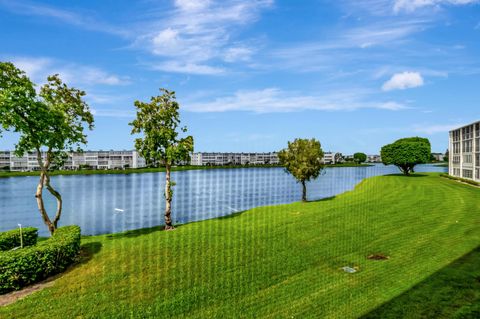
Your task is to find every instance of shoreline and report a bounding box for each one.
[0,163,373,178]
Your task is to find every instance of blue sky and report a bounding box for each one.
[0,0,479,154]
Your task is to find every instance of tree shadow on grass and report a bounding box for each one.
[308,195,336,203]
[215,210,248,220]
[104,226,164,240]
[78,242,102,265]
[360,245,480,319]
[385,173,429,178]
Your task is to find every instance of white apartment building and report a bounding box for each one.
[0,150,146,171]
[367,155,382,163]
[449,121,480,182]
[431,153,446,162]
[323,152,342,164]
[190,152,280,166]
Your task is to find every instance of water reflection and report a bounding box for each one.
[0,164,447,235]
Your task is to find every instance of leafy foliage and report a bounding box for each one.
[0,227,38,251]
[0,62,94,160]
[444,149,449,162]
[130,89,193,166]
[0,62,94,234]
[278,138,324,201]
[381,137,431,175]
[353,152,367,163]
[0,226,81,294]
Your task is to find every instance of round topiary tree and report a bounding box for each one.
[381,137,431,175]
[353,152,367,164]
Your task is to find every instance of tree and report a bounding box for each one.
[353,152,367,164]
[278,138,324,202]
[444,149,449,162]
[0,62,94,234]
[381,137,431,175]
[130,89,193,230]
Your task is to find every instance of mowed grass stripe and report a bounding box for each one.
[1,173,479,318]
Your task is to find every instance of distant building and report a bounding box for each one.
[190,152,280,166]
[0,150,146,171]
[431,153,445,162]
[323,152,342,164]
[367,155,382,163]
[449,121,480,182]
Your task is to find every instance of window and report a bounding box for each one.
[463,169,473,179]
[453,168,461,176]
[462,140,473,153]
[453,142,461,154]
[476,168,480,180]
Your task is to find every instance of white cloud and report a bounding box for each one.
[0,0,127,36]
[183,88,407,113]
[7,56,131,86]
[394,0,479,13]
[152,61,225,75]
[268,20,428,73]
[10,57,52,80]
[224,47,254,62]
[174,0,212,12]
[137,0,273,74]
[382,71,424,91]
[378,101,408,110]
[90,108,135,118]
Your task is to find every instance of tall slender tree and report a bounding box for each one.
[0,62,94,234]
[130,89,193,230]
[278,138,324,202]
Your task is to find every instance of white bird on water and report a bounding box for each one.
[114,208,125,213]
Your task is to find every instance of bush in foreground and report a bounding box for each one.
[0,227,38,251]
[0,225,81,294]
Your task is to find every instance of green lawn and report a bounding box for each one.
[0,163,370,179]
[1,173,479,318]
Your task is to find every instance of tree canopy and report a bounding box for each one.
[0,61,94,234]
[130,89,193,168]
[353,152,367,164]
[381,137,431,175]
[278,138,324,201]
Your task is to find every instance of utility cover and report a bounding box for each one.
[342,266,357,273]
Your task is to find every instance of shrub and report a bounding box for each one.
[0,227,38,251]
[440,173,480,187]
[0,225,81,294]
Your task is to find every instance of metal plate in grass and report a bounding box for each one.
[342,266,357,273]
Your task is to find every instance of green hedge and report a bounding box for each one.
[0,225,81,294]
[440,173,480,187]
[0,227,38,251]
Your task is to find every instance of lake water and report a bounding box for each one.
[0,164,447,236]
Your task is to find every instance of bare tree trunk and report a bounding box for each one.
[45,174,63,229]
[164,163,174,230]
[35,150,56,235]
[301,180,307,202]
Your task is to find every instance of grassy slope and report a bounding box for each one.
[0,163,371,178]
[362,245,480,318]
[1,173,479,318]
